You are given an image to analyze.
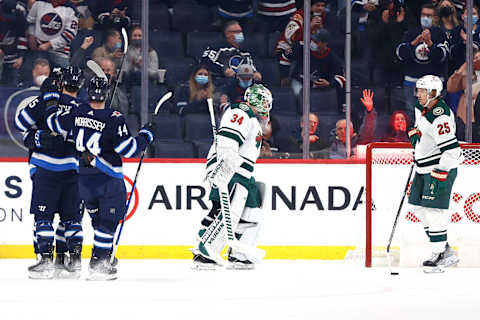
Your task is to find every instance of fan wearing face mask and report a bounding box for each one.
[175,65,219,116]
[201,20,262,86]
[122,26,159,88]
[220,63,257,105]
[396,3,449,119]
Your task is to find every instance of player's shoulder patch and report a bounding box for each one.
[111,110,123,118]
[425,100,451,123]
[231,102,255,118]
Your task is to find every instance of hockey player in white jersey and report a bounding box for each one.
[192,84,272,270]
[407,75,463,273]
[26,0,79,67]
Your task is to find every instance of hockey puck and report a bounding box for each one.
[390,272,399,275]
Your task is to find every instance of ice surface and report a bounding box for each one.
[1,259,479,320]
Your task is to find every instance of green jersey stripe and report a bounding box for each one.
[218,131,244,146]
[440,141,460,153]
[218,126,246,141]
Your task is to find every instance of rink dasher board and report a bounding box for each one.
[4,158,478,260]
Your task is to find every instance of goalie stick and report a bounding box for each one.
[110,91,173,264]
[205,98,266,264]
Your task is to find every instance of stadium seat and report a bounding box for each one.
[186,32,222,59]
[160,57,195,86]
[149,3,170,31]
[272,114,300,138]
[153,113,184,141]
[171,4,213,32]
[316,113,343,141]
[153,140,195,158]
[244,32,267,58]
[373,113,391,141]
[258,58,280,88]
[129,84,169,114]
[390,86,407,111]
[309,88,338,114]
[184,114,213,142]
[150,31,184,58]
[193,140,212,158]
[269,87,298,115]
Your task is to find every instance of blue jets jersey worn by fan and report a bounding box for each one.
[47,105,149,179]
[15,93,79,175]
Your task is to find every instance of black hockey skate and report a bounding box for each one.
[191,253,219,271]
[65,247,82,279]
[227,248,255,270]
[53,253,70,279]
[28,253,55,279]
[423,252,446,273]
[87,256,117,281]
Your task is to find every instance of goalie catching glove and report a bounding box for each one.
[408,126,422,148]
[207,147,243,187]
[428,169,448,197]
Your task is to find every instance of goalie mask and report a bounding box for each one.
[88,76,110,102]
[244,84,272,133]
[416,75,443,107]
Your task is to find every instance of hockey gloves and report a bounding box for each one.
[428,169,449,197]
[34,130,63,150]
[138,122,158,145]
[408,126,422,148]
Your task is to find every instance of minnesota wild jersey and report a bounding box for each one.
[206,102,263,181]
[414,99,463,174]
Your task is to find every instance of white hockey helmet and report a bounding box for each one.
[244,84,273,117]
[416,75,443,99]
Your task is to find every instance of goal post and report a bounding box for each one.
[365,142,480,268]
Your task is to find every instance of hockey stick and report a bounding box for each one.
[107,27,128,108]
[386,160,415,275]
[110,91,173,264]
[86,60,108,81]
[206,98,266,264]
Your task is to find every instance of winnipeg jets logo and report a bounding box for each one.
[40,13,63,36]
[111,111,122,118]
[414,43,430,63]
[228,55,245,72]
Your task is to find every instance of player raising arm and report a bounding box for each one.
[407,75,463,273]
[46,76,157,280]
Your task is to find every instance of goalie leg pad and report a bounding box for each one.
[230,207,265,262]
[197,184,249,262]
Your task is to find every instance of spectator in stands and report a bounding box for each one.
[175,65,215,116]
[221,63,256,104]
[123,26,159,88]
[368,1,407,87]
[70,35,94,69]
[276,0,339,88]
[96,57,129,115]
[328,89,377,158]
[381,110,410,142]
[92,29,123,69]
[201,20,262,85]
[260,115,281,157]
[395,3,449,118]
[449,5,480,73]
[436,0,460,44]
[88,0,132,31]
[257,0,297,33]
[70,0,94,30]
[27,57,50,87]
[284,29,345,112]
[0,0,28,86]
[447,49,480,140]
[26,0,79,67]
[279,112,330,156]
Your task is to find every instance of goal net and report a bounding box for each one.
[363,142,480,268]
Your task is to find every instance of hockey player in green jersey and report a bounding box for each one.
[192,84,272,270]
[407,75,463,273]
